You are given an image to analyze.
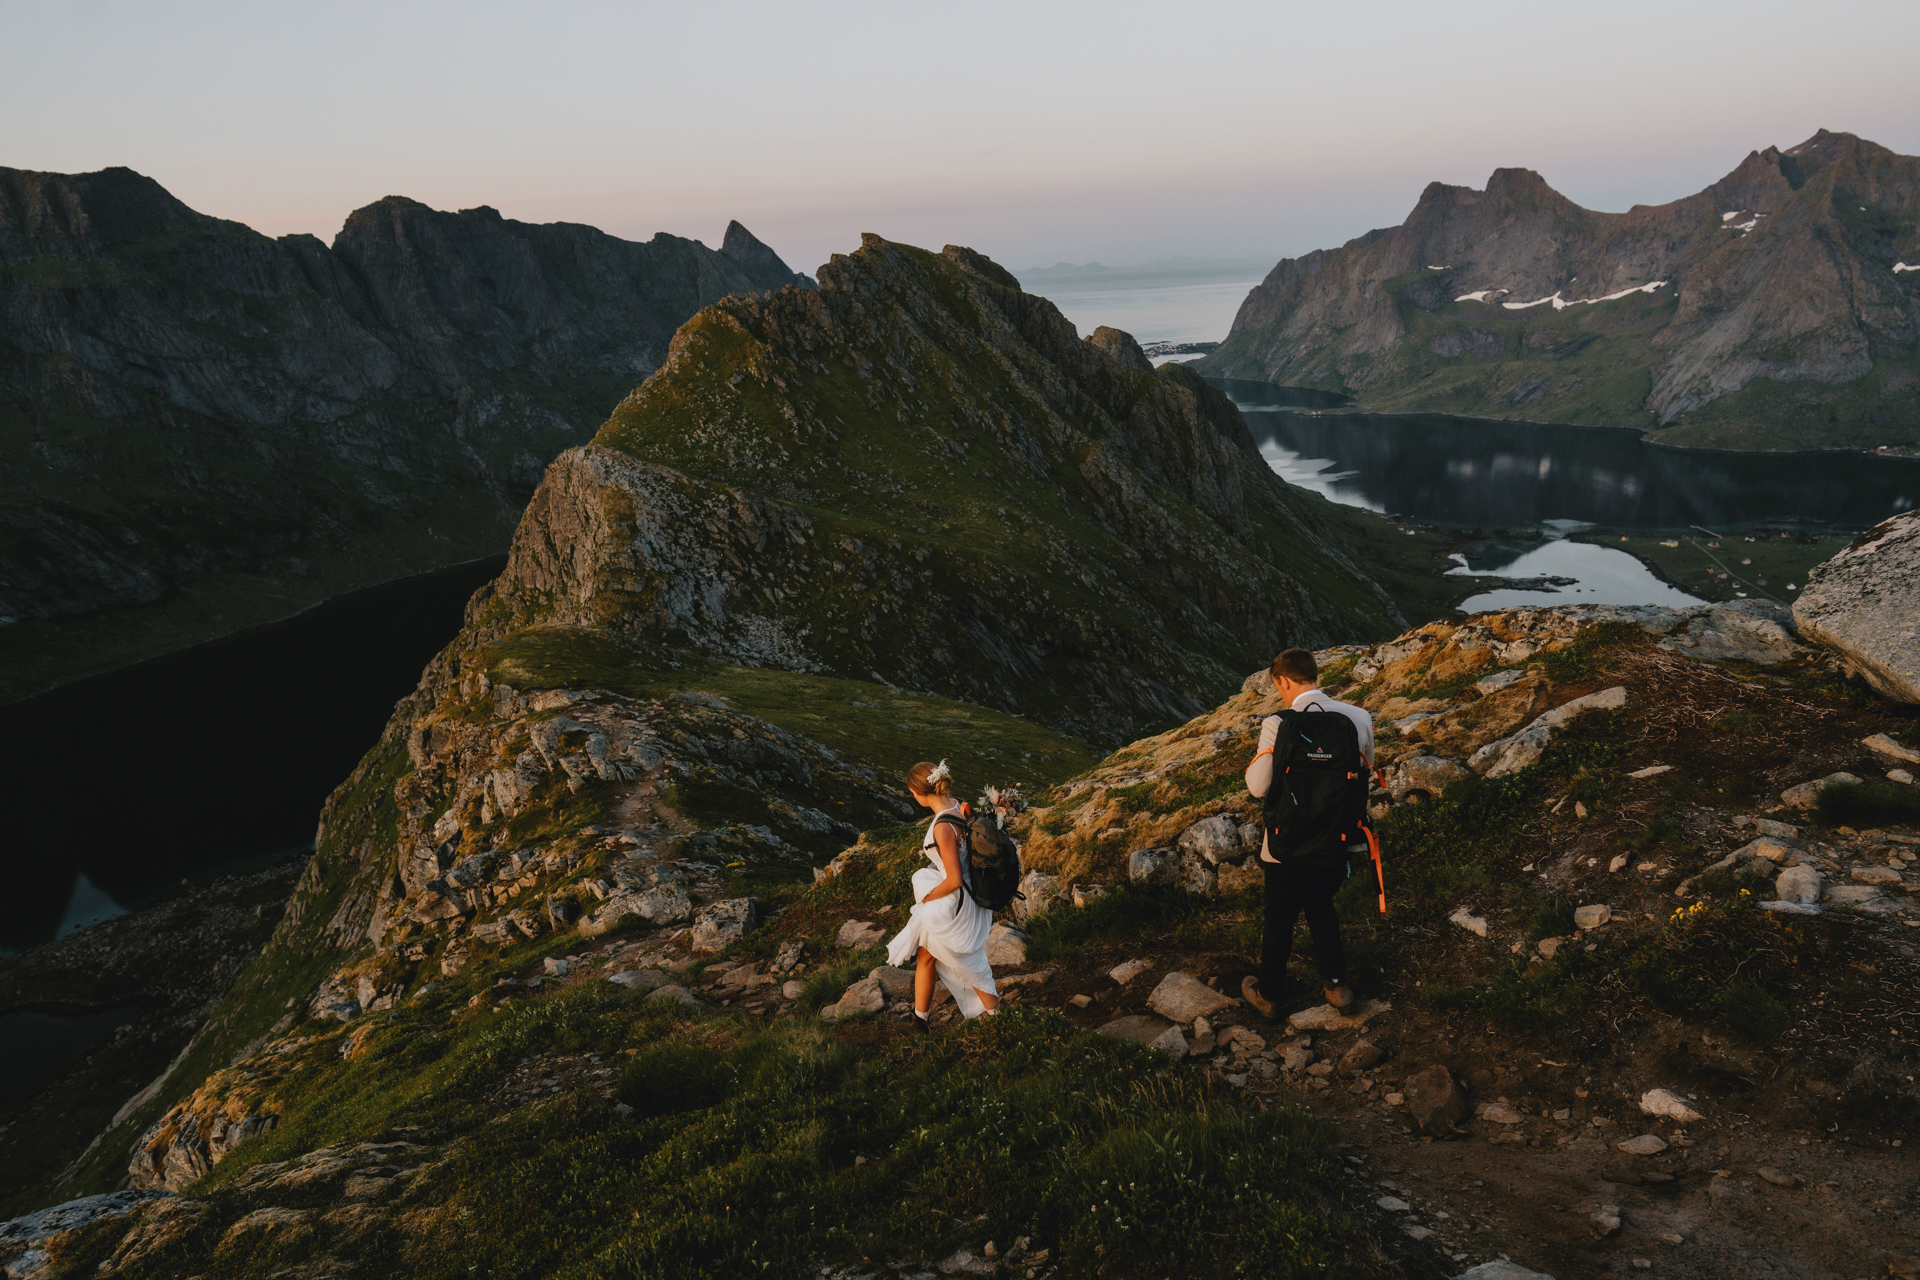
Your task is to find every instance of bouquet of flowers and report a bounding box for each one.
[976,784,1026,830]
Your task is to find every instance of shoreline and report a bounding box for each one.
[1200,375,1920,458]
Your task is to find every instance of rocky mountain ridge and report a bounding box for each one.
[0,165,811,700]
[464,234,1405,745]
[11,564,1920,1277]
[1199,130,1920,449]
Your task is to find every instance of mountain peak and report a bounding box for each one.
[1199,130,1920,445]
[720,220,815,292]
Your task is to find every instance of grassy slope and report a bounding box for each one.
[1575,529,1859,606]
[487,626,1099,795]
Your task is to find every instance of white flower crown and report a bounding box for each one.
[926,760,951,785]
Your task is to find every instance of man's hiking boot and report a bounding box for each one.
[1323,980,1358,1016]
[1241,975,1279,1021]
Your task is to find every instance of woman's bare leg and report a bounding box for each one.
[915,946,936,1013]
[974,987,1000,1012]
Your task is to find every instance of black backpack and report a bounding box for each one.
[934,806,1025,913]
[1262,706,1369,867]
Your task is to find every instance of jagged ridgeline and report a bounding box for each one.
[0,166,811,699]
[466,234,1405,746]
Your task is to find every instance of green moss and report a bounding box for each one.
[1539,621,1646,683]
[1022,885,1208,965]
[487,626,1100,795]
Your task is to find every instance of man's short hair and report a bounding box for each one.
[1271,648,1317,684]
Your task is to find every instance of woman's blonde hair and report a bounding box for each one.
[907,759,953,797]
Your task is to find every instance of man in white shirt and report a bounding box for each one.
[1241,647,1373,1019]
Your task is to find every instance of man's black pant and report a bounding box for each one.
[1259,855,1349,992]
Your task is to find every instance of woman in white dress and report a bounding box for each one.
[885,760,1000,1031]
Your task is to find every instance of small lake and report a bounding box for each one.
[0,556,507,955]
[1222,380,1920,529]
[1218,378,1920,610]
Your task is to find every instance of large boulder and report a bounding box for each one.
[1177,851,1217,897]
[1653,601,1803,665]
[577,876,692,938]
[1794,509,1920,703]
[1145,971,1236,1024]
[1389,755,1472,801]
[1176,815,1244,865]
[1127,847,1178,886]
[1468,687,1628,777]
[689,898,760,953]
[1781,772,1863,809]
[984,922,1029,968]
[1009,871,1058,926]
[1401,1063,1467,1134]
[1217,859,1264,895]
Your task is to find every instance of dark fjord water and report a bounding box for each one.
[1216,378,1920,611]
[1219,379,1920,529]
[0,556,507,955]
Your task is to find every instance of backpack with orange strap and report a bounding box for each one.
[1261,707,1387,912]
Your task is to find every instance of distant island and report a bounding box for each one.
[1196,130,1920,452]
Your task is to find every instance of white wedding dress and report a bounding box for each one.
[885,809,999,1018]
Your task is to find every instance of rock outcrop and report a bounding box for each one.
[472,234,1404,744]
[1794,509,1920,703]
[1198,130,1920,448]
[720,220,817,293]
[0,165,811,699]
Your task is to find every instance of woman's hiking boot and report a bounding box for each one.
[1323,980,1358,1016]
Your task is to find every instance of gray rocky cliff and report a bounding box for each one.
[1794,508,1920,703]
[0,165,804,699]
[1200,130,1920,446]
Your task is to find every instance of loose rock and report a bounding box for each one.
[1401,1063,1466,1134]
[1339,1040,1384,1073]
[1573,904,1611,930]
[835,919,887,949]
[1450,909,1489,937]
[1865,733,1920,764]
[1639,1088,1704,1122]
[607,969,668,994]
[984,922,1029,967]
[1108,958,1152,985]
[1145,971,1236,1023]
[820,977,885,1021]
[1616,1134,1669,1156]
[1781,772,1864,809]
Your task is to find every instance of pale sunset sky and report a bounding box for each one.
[3,0,1916,274]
